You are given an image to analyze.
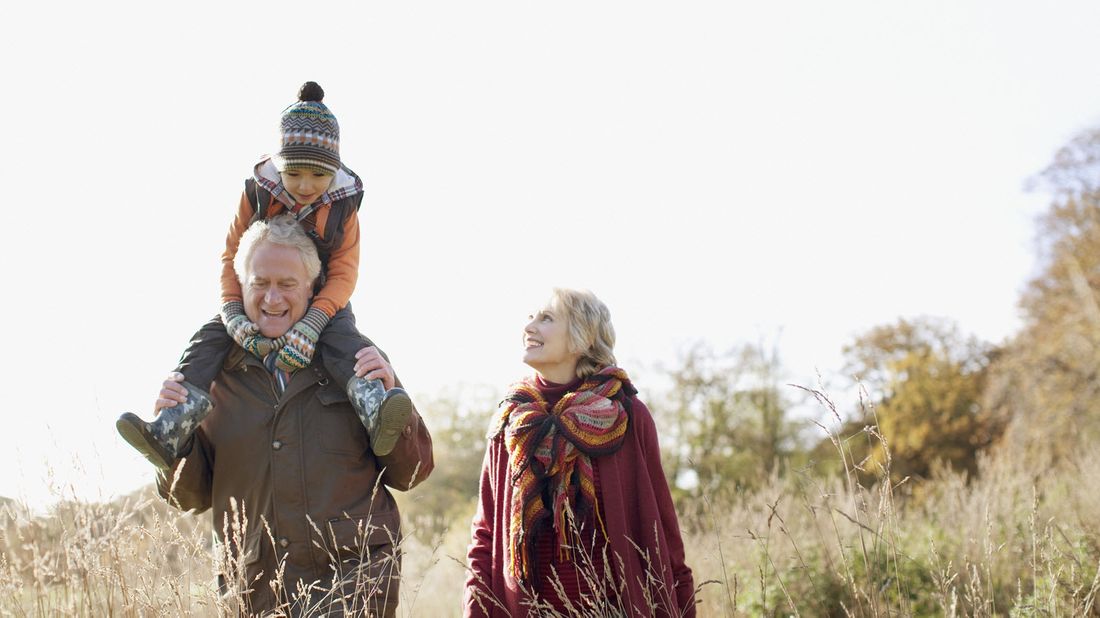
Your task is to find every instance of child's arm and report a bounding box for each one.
[219,192,253,305]
[217,193,271,349]
[274,211,361,372]
[311,211,360,318]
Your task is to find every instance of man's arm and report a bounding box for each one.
[155,429,214,513]
[152,375,215,512]
[377,374,434,491]
[352,347,435,490]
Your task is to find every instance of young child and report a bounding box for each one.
[117,82,411,469]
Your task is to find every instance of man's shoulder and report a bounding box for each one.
[224,346,248,372]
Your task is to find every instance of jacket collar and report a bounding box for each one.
[230,347,332,405]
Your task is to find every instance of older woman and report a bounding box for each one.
[464,288,696,617]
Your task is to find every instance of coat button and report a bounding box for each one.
[272,440,283,450]
[278,537,289,548]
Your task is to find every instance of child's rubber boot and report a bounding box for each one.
[346,377,413,457]
[115,382,213,470]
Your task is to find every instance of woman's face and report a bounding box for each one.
[523,305,581,383]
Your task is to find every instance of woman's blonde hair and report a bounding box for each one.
[549,287,617,379]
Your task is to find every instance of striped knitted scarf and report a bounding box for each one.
[493,366,636,582]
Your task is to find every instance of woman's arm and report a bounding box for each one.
[463,440,499,618]
[635,397,698,617]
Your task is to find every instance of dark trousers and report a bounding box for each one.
[176,305,372,391]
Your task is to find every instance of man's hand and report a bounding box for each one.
[155,372,188,414]
[354,346,395,390]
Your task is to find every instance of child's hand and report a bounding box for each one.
[221,301,259,346]
[354,347,395,390]
[242,334,285,358]
[274,307,329,372]
[225,314,259,342]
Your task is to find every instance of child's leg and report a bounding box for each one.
[175,316,234,392]
[319,305,412,457]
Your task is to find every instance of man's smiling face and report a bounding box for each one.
[242,242,314,338]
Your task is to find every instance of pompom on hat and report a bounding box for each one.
[272,82,341,174]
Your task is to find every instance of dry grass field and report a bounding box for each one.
[3,394,1098,617]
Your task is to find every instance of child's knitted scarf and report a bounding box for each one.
[492,366,636,582]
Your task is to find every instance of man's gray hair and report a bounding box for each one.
[233,214,322,285]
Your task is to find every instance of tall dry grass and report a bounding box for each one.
[4,390,1099,616]
[677,386,1100,617]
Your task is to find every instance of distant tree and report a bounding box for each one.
[985,127,1100,456]
[395,389,497,539]
[656,341,799,503]
[842,317,999,481]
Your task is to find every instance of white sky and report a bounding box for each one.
[2,1,1099,511]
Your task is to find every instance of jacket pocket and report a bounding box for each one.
[216,529,266,601]
[314,386,369,456]
[324,512,402,614]
[242,529,264,565]
[325,510,400,557]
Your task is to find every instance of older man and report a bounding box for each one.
[147,215,433,616]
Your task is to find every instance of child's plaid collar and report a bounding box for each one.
[252,156,363,210]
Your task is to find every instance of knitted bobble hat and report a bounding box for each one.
[272,81,341,174]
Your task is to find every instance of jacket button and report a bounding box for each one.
[272,440,283,450]
[278,537,289,548]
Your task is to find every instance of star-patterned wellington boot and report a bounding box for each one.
[116,382,213,470]
[346,377,413,457]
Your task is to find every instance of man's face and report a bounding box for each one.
[243,243,314,338]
